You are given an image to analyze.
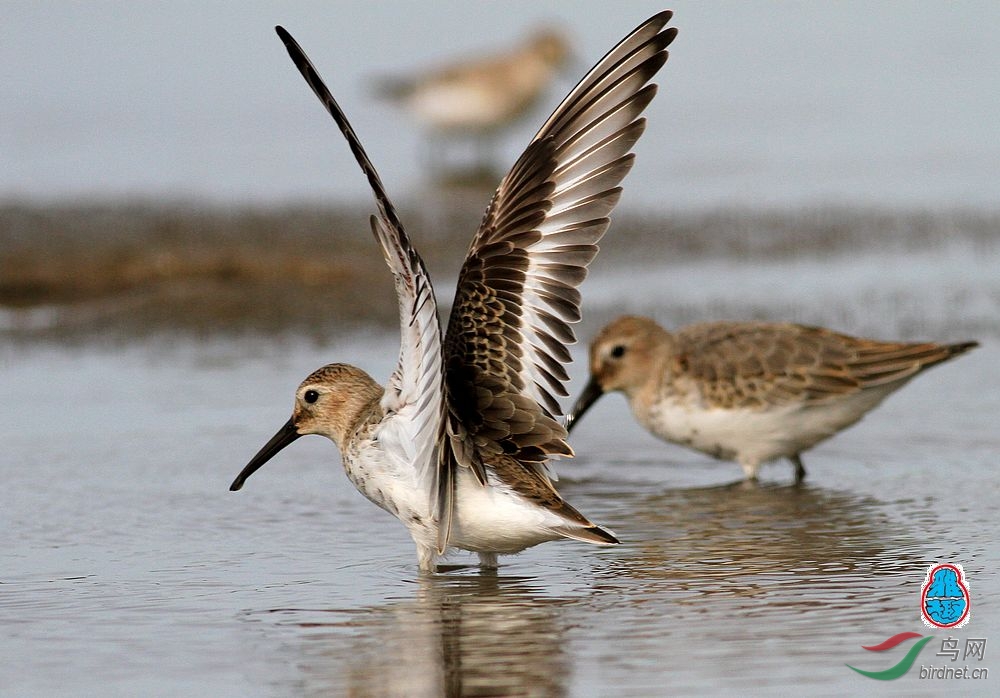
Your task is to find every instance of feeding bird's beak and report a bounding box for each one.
[564,376,605,433]
[229,418,301,491]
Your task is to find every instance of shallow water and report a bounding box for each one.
[3,245,998,696]
[2,206,998,695]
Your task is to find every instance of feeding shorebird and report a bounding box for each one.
[375,26,572,173]
[229,14,677,571]
[566,316,978,483]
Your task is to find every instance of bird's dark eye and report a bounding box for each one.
[304,389,319,404]
[610,345,626,359]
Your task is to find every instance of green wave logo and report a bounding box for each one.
[846,634,934,680]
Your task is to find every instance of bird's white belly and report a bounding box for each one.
[343,447,435,536]
[344,449,558,555]
[410,85,510,130]
[643,387,896,464]
[450,469,562,554]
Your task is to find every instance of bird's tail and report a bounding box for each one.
[556,522,620,546]
[945,340,980,359]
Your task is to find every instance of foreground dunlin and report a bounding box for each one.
[567,316,978,483]
[229,15,677,571]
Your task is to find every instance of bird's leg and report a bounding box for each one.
[478,552,498,570]
[421,130,445,179]
[417,543,439,574]
[790,454,806,484]
[475,132,499,175]
[739,459,761,481]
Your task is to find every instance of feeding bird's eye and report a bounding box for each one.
[610,345,626,358]
[304,389,319,404]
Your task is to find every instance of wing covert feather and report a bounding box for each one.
[676,322,972,408]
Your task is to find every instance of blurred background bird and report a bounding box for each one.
[374,26,573,181]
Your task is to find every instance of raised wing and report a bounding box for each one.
[441,13,676,480]
[275,27,444,488]
[678,322,978,407]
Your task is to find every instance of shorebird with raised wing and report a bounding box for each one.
[566,316,977,484]
[229,14,677,571]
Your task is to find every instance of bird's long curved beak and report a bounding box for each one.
[229,418,301,491]
[564,376,605,433]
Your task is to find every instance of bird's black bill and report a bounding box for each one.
[229,418,301,491]
[565,377,605,433]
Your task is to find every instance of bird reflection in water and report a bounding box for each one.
[256,575,572,696]
[588,479,925,614]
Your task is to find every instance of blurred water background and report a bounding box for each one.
[3,1,999,208]
[2,2,998,696]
